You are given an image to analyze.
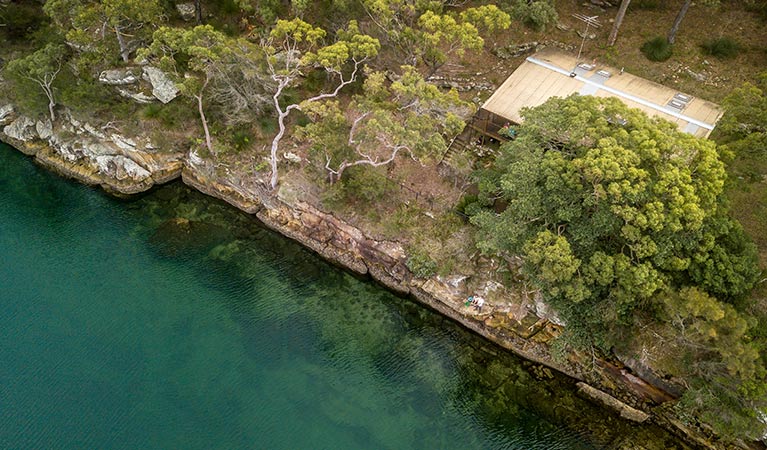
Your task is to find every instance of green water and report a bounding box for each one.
[0,142,687,449]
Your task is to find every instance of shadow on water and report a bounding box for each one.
[131,180,691,450]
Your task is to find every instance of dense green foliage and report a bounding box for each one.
[641,36,673,61]
[4,43,66,122]
[44,0,165,67]
[359,0,510,76]
[701,36,742,59]
[298,68,470,183]
[717,72,767,158]
[469,95,764,439]
[509,0,558,31]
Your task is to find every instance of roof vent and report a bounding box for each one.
[667,92,692,111]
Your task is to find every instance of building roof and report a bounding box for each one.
[481,48,723,138]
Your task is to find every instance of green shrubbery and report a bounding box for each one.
[701,36,742,59]
[510,0,558,32]
[641,36,673,61]
[630,0,664,10]
[406,247,438,278]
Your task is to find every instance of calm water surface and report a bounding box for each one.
[0,142,686,449]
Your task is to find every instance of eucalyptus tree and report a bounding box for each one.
[468,94,763,439]
[470,95,758,345]
[667,0,719,44]
[360,0,510,76]
[261,18,380,190]
[43,0,164,65]
[298,67,470,183]
[5,44,66,122]
[138,25,234,155]
[607,0,630,46]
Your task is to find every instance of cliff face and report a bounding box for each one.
[0,103,740,449]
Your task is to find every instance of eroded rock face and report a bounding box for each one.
[0,104,14,125]
[0,107,183,194]
[36,120,53,140]
[3,116,36,142]
[95,154,152,181]
[142,66,180,103]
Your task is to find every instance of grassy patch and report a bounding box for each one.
[701,37,742,59]
[641,36,673,62]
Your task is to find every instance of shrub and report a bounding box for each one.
[0,3,49,41]
[229,127,254,152]
[406,248,438,278]
[511,0,558,32]
[701,37,741,59]
[641,36,673,62]
[631,0,663,10]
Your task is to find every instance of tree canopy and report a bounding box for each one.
[471,95,758,340]
[5,43,66,122]
[298,66,471,183]
[469,94,763,438]
[44,0,164,66]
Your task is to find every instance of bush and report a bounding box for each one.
[701,37,742,59]
[0,3,49,41]
[641,36,673,62]
[406,248,438,279]
[140,101,196,127]
[630,0,663,10]
[511,0,558,32]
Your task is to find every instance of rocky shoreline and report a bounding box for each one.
[1,105,750,449]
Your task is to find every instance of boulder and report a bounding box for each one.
[176,2,196,21]
[95,154,151,181]
[98,68,140,85]
[3,116,37,142]
[283,151,302,163]
[0,104,14,125]
[533,291,566,326]
[685,68,707,82]
[142,66,180,104]
[117,87,156,104]
[36,120,53,140]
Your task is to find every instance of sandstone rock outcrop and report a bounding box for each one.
[0,104,183,194]
[142,66,180,104]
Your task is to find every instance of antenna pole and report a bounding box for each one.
[572,14,602,64]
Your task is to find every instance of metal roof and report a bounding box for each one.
[481,48,723,138]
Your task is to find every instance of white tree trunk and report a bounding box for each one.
[196,93,213,155]
[608,0,631,46]
[114,25,130,62]
[668,0,692,44]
